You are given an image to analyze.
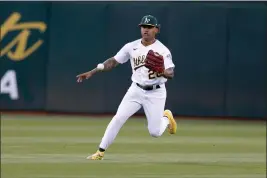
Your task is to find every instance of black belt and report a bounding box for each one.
[136,83,160,91]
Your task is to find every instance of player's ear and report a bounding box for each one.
[155,26,160,34]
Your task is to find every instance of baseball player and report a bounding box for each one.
[76,15,177,160]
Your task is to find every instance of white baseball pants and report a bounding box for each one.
[99,82,169,150]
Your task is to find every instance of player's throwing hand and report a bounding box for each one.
[76,58,118,83]
[76,70,94,83]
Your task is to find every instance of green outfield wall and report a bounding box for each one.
[1,2,266,119]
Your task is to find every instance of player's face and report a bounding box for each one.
[141,25,158,41]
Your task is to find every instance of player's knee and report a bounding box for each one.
[148,128,161,138]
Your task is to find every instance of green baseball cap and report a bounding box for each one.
[138,15,160,28]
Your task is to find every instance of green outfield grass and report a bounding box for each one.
[1,114,266,178]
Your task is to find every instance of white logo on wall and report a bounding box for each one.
[144,17,150,23]
[1,70,19,100]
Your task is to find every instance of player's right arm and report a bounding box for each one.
[76,57,119,83]
[103,57,120,71]
[76,43,130,83]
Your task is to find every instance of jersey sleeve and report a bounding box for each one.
[164,50,175,69]
[114,43,131,64]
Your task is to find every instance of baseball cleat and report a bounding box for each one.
[86,150,104,160]
[164,109,177,134]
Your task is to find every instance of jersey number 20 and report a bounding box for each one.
[148,70,162,79]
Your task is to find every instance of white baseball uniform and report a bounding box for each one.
[99,39,175,150]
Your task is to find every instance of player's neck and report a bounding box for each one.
[141,38,156,46]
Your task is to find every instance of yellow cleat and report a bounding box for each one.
[164,109,177,134]
[86,150,104,160]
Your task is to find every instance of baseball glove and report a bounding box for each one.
[144,50,165,73]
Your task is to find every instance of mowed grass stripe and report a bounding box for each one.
[3,142,264,154]
[2,117,265,139]
[2,125,265,132]
[3,129,265,138]
[1,153,265,163]
[2,136,265,144]
[1,116,265,131]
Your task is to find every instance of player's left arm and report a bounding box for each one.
[163,67,174,79]
[162,52,175,79]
